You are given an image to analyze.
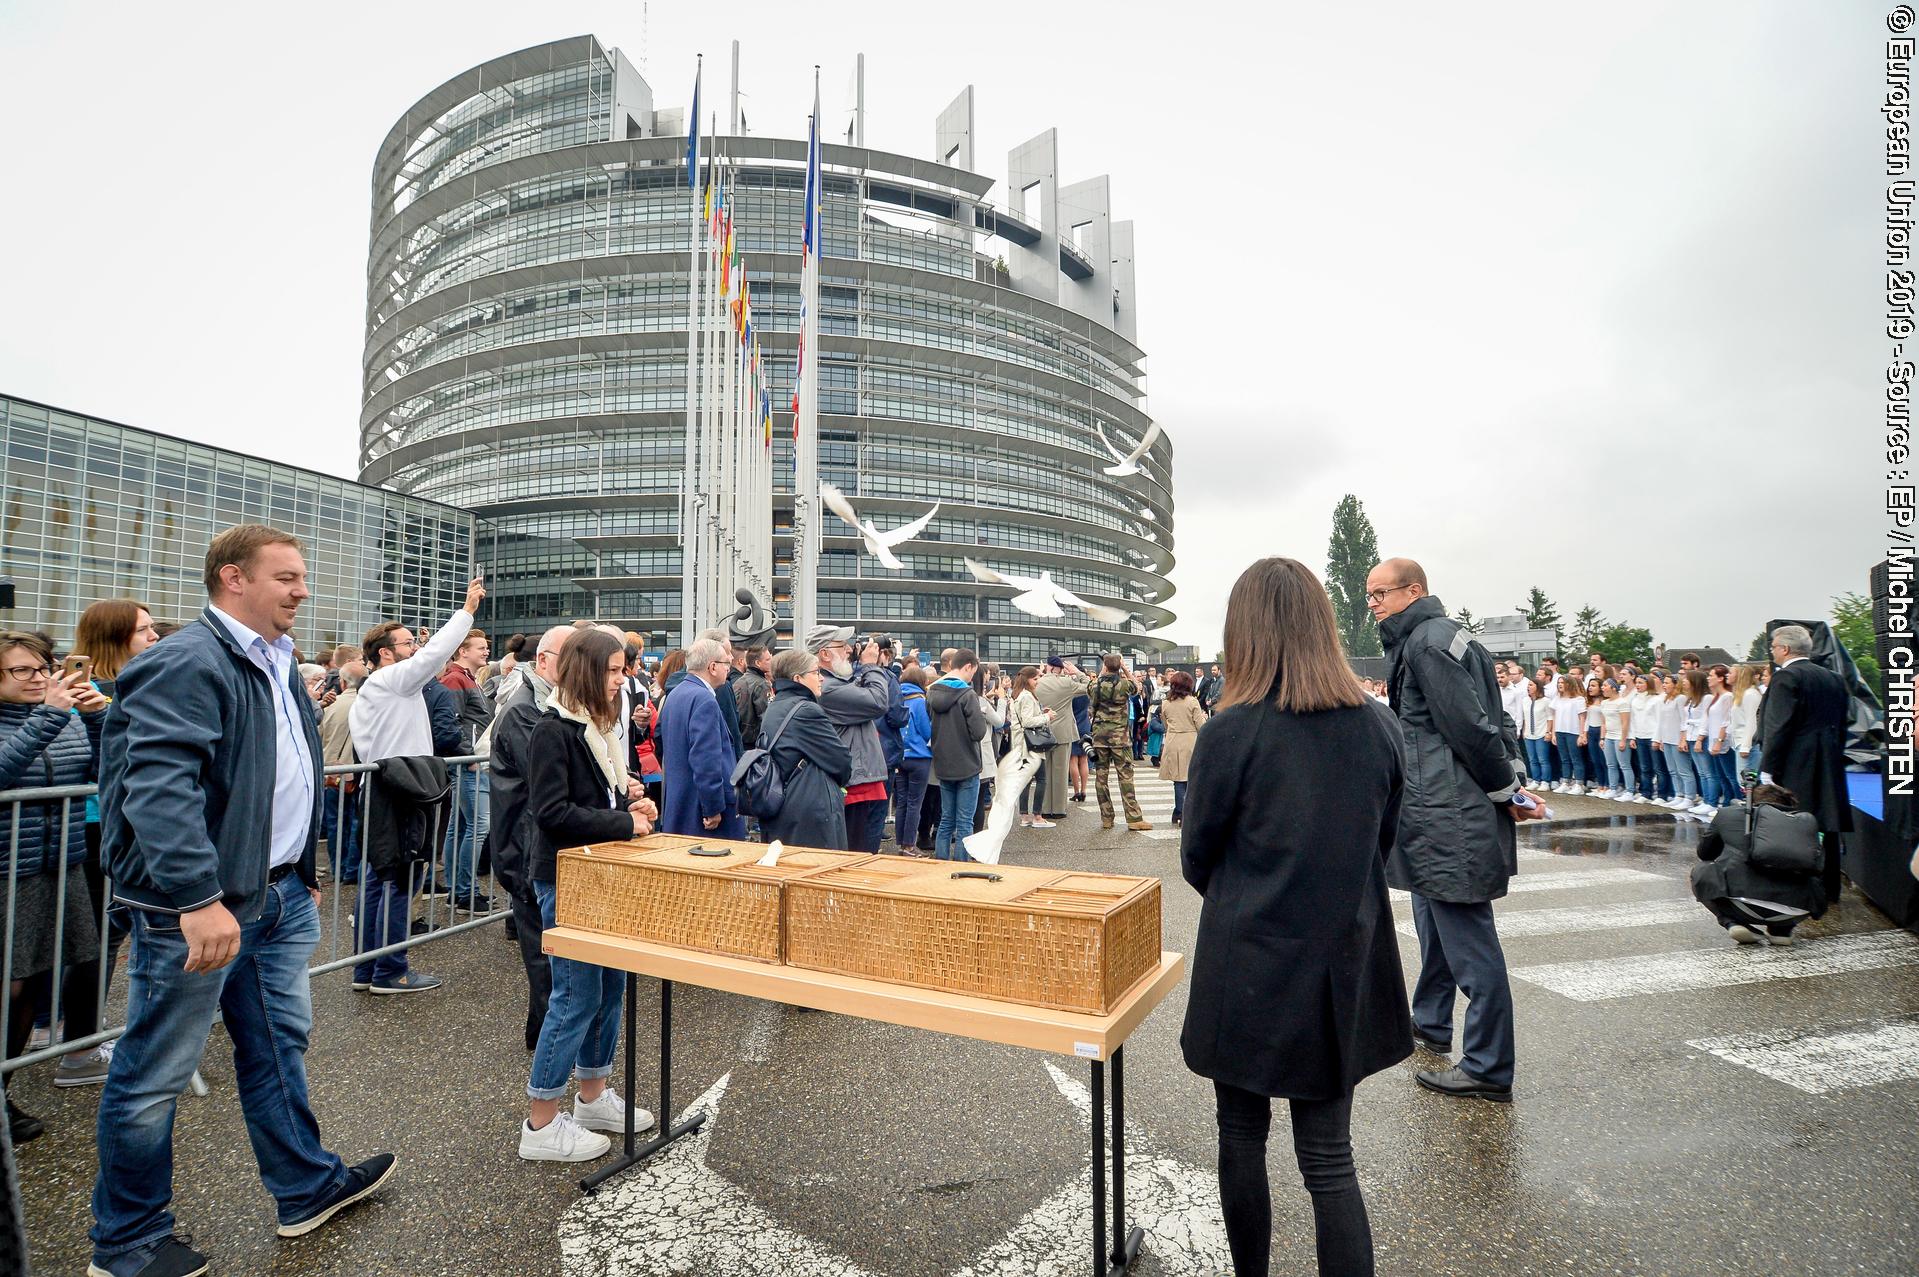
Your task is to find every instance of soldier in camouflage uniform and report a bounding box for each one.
[1088,654,1152,831]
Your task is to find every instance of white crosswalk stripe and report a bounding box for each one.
[1391,867,1667,901]
[1685,1017,1919,1094]
[1511,930,1919,1001]
[1397,897,1703,939]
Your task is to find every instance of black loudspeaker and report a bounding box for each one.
[0,578,12,610]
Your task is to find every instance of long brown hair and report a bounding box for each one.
[1012,665,1039,697]
[553,628,624,731]
[1217,558,1366,713]
[74,598,151,679]
[1680,669,1708,705]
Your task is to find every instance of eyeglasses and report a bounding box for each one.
[1364,583,1414,604]
[2,665,52,681]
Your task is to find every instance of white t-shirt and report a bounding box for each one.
[1730,687,1764,750]
[1599,699,1628,741]
[1680,698,1707,742]
[1704,691,1733,744]
[1524,697,1552,739]
[1631,691,1662,739]
[1551,695,1586,735]
[1655,694,1684,745]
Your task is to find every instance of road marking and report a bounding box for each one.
[559,1073,883,1275]
[952,1063,1231,1276]
[561,1065,1232,1276]
[1399,897,1703,938]
[1512,930,1919,1001]
[1686,1016,1919,1094]
[1391,866,1669,900]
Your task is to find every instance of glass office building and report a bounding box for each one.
[362,35,1174,660]
[0,394,475,653]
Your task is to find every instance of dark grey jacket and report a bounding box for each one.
[817,664,891,787]
[1691,801,1827,918]
[734,668,771,751]
[925,677,988,782]
[758,680,854,850]
[0,702,104,877]
[1379,596,1523,904]
[101,609,323,919]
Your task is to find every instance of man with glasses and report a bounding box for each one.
[346,578,486,996]
[1366,557,1539,1104]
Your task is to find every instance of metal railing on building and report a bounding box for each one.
[0,757,499,1079]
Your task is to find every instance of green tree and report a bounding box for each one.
[1747,630,1770,661]
[1452,606,1483,634]
[1594,623,1655,668]
[1569,605,1607,655]
[1833,592,1882,697]
[1325,494,1383,657]
[1518,586,1563,655]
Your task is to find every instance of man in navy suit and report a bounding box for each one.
[658,636,743,839]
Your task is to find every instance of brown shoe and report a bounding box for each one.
[1101,818,1115,830]
[1127,820,1154,831]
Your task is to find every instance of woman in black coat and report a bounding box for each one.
[1180,558,1410,1277]
[1691,783,1826,944]
[758,648,854,850]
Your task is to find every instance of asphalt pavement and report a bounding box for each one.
[15,767,1918,1276]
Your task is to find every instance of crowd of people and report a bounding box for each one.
[0,521,1860,1277]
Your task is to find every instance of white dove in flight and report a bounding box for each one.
[1094,420,1163,477]
[820,482,939,570]
[964,559,1133,625]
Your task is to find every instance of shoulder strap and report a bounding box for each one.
[762,701,798,753]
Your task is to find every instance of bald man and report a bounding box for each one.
[485,625,574,1049]
[1367,556,1538,1103]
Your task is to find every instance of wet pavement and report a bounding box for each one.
[15,769,1919,1276]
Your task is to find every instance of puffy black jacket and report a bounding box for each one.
[0,702,103,877]
[1378,596,1523,904]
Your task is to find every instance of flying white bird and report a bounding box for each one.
[964,559,1133,625]
[819,483,939,570]
[1094,420,1163,477]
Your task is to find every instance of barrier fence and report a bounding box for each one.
[0,756,499,1079]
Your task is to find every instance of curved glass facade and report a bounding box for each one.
[363,36,1173,661]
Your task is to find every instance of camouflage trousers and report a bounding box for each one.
[1092,743,1144,824]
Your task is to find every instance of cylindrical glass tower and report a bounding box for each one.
[362,35,1173,660]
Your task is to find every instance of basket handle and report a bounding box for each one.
[951,870,1002,883]
[686,845,730,858]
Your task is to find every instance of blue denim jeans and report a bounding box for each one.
[1740,745,1763,781]
[439,766,489,898]
[91,877,347,1265]
[527,880,625,1101]
[1522,737,1555,786]
[1665,744,1699,800]
[1584,734,1607,788]
[320,782,361,884]
[1601,739,1633,792]
[1703,747,1740,806]
[1554,733,1586,785]
[1172,780,1188,821]
[934,775,980,860]
[1634,739,1663,798]
[353,872,412,985]
[893,757,931,851]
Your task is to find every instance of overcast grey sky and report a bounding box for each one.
[0,1,1881,654]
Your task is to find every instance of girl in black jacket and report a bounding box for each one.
[1179,559,1409,1277]
[518,630,656,1164]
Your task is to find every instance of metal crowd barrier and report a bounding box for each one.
[0,756,499,1078]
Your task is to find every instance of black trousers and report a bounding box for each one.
[508,879,550,1050]
[1214,1081,1373,1276]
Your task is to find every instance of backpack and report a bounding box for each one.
[1743,803,1823,877]
[730,704,800,820]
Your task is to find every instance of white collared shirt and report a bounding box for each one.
[208,605,314,869]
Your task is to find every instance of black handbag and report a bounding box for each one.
[731,708,798,820]
[1744,804,1823,877]
[1023,722,1059,753]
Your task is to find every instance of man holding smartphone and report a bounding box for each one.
[89,525,401,1277]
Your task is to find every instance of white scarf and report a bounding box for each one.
[550,697,629,797]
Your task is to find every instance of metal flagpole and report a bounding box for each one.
[679,57,703,648]
[792,72,823,638]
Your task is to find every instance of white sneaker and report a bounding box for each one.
[1632,794,1649,804]
[1726,924,1764,945]
[1029,818,1057,829]
[519,1112,612,1162]
[1689,803,1716,818]
[1593,788,1611,799]
[573,1088,654,1136]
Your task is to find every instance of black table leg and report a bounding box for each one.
[1091,1057,1106,1277]
[1106,1045,1144,1275]
[580,976,708,1193]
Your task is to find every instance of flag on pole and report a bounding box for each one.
[686,64,701,189]
[801,99,820,264]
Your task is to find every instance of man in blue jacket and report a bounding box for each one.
[90,524,402,1277]
[659,636,744,838]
